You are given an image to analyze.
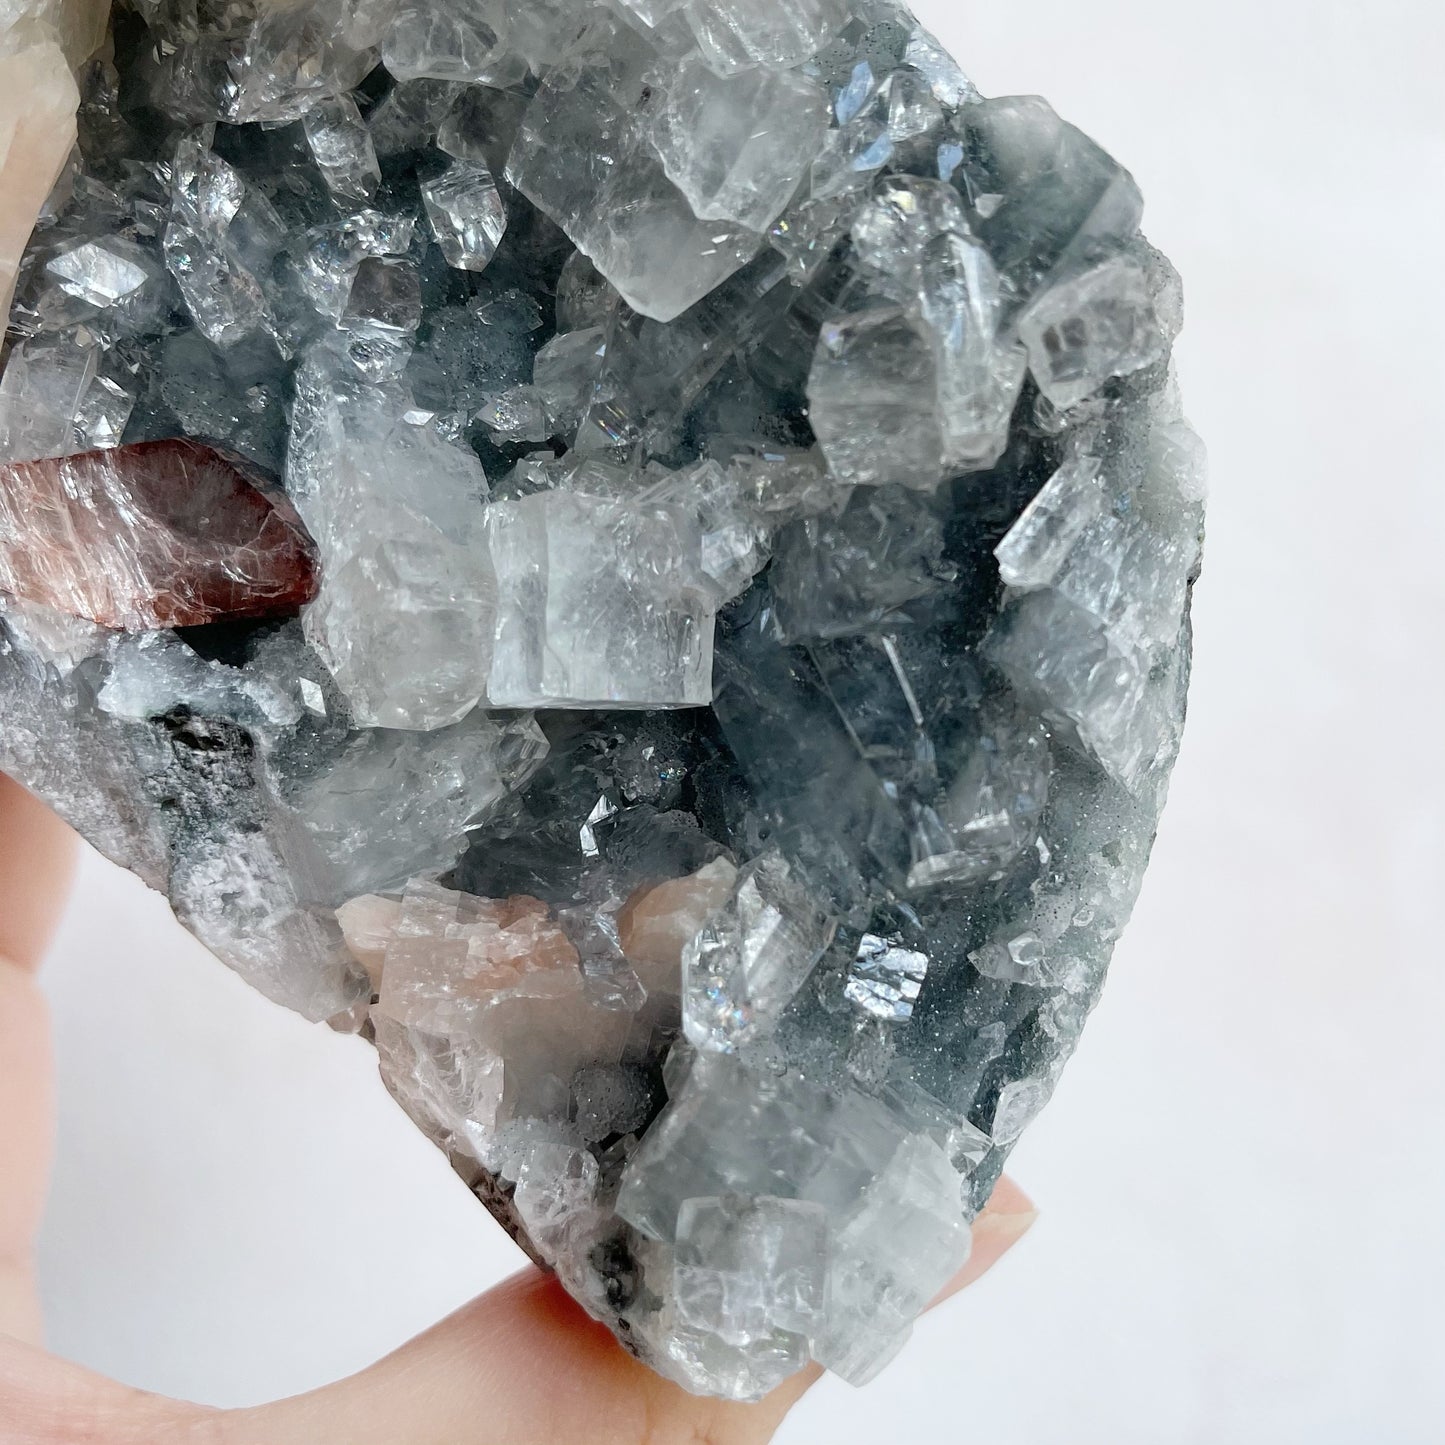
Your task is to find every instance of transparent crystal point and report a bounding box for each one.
[304,95,382,204]
[44,235,160,309]
[682,852,836,1052]
[421,161,507,272]
[163,137,279,349]
[383,0,510,84]
[685,0,851,75]
[902,26,978,108]
[0,333,99,462]
[342,257,423,336]
[808,306,950,490]
[918,230,1027,472]
[960,94,1145,299]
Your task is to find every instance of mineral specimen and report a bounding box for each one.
[0,0,1204,1402]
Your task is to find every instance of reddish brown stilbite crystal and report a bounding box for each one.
[0,438,320,630]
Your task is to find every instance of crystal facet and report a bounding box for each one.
[506,12,762,322]
[421,161,508,272]
[304,95,382,205]
[485,490,717,709]
[648,57,830,233]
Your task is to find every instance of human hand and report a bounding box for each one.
[0,20,1037,1440]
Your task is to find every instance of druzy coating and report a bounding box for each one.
[0,0,1203,1402]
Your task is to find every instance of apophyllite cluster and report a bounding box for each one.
[0,0,1202,1399]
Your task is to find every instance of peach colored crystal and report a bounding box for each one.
[0,36,79,323]
[334,894,402,989]
[616,857,738,995]
[342,882,583,1029]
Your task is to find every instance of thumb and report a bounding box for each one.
[0,777,78,1344]
[230,1268,821,1445]
[223,1178,1036,1445]
[0,1180,1034,1445]
[0,956,53,1346]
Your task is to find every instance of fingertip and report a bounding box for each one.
[238,1263,822,1445]
[0,774,79,972]
[983,1173,1036,1220]
[0,954,55,1344]
[929,1175,1038,1309]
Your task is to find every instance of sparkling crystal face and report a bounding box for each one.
[0,0,1203,1401]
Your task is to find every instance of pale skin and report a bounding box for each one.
[0,31,1037,1443]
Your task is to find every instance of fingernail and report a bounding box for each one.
[975,1204,1039,1251]
[968,1188,1040,1269]
[982,1174,1037,1221]
[928,1190,1038,1308]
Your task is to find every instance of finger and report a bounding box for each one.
[0,23,85,982]
[932,1173,1038,1307]
[0,775,79,974]
[0,1180,1034,1445]
[0,1329,203,1441]
[0,1183,1036,1445]
[230,1268,813,1445]
[0,776,76,1344]
[0,955,55,1344]
[226,1176,1035,1445]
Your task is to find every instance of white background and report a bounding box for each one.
[32,1,1445,1441]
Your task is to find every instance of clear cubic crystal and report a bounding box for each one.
[290,347,496,730]
[1018,253,1169,408]
[682,851,836,1052]
[506,12,761,322]
[648,56,829,233]
[485,489,717,709]
[674,1194,829,1345]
